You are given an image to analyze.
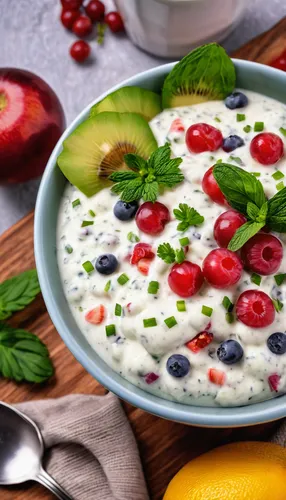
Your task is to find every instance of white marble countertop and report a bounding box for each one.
[0,0,285,235]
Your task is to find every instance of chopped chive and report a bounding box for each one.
[254,121,264,132]
[88,209,96,217]
[164,316,177,329]
[279,127,286,137]
[143,318,157,328]
[106,324,116,337]
[216,159,222,164]
[214,116,221,122]
[229,155,243,165]
[81,220,94,227]
[179,237,190,247]
[276,181,284,191]
[65,244,73,254]
[82,260,94,273]
[104,280,111,292]
[274,273,286,286]
[226,312,234,324]
[127,231,140,243]
[236,113,245,122]
[272,170,284,180]
[79,306,83,312]
[222,296,233,312]
[272,298,283,313]
[176,300,186,312]
[148,281,159,294]
[117,273,129,286]
[251,273,261,286]
[251,172,261,177]
[243,125,252,133]
[72,198,81,208]
[201,305,213,317]
[115,303,122,316]
[209,155,215,161]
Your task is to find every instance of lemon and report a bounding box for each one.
[164,441,286,500]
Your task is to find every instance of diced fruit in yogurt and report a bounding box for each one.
[241,233,283,275]
[185,331,213,353]
[136,201,170,235]
[203,248,243,289]
[214,210,247,248]
[113,200,138,221]
[90,86,162,122]
[217,340,244,365]
[267,332,286,355]
[268,374,281,392]
[222,134,244,153]
[166,354,190,378]
[236,290,275,328]
[224,91,248,109]
[85,305,105,324]
[57,112,158,197]
[202,166,227,205]
[170,118,185,132]
[144,372,160,384]
[130,243,155,264]
[168,261,204,298]
[137,258,152,276]
[208,368,226,386]
[250,132,284,165]
[95,254,118,275]
[186,123,223,153]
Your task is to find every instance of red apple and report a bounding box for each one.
[0,69,65,183]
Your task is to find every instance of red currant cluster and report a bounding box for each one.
[59,0,124,63]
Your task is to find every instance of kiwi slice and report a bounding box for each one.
[90,86,162,122]
[162,43,236,109]
[57,112,158,197]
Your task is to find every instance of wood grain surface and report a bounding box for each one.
[1,18,286,500]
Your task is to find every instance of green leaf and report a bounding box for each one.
[116,178,144,202]
[109,171,139,182]
[256,202,268,223]
[124,153,147,172]
[228,221,264,252]
[157,243,176,264]
[173,203,204,232]
[266,187,286,232]
[142,181,159,202]
[175,248,185,264]
[247,202,259,220]
[0,270,41,321]
[213,164,266,216]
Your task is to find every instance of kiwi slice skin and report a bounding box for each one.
[57,112,158,198]
[162,43,236,109]
[90,86,162,122]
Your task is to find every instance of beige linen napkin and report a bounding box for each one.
[16,393,149,500]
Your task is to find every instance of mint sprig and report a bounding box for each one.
[0,269,41,321]
[173,204,204,232]
[157,243,185,264]
[109,143,183,203]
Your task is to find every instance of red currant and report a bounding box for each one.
[61,9,80,29]
[61,0,82,9]
[269,49,286,72]
[203,248,243,289]
[168,261,204,298]
[241,233,283,275]
[236,290,275,328]
[105,11,124,33]
[136,201,170,235]
[214,209,247,248]
[72,15,93,37]
[202,166,227,205]
[70,40,91,62]
[186,123,223,154]
[85,0,105,22]
[250,132,284,165]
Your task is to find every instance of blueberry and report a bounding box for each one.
[222,135,244,153]
[166,354,190,378]
[267,332,286,355]
[217,340,243,365]
[95,254,118,275]
[224,92,248,110]
[114,200,138,221]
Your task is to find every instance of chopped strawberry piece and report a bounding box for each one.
[130,243,155,265]
[208,368,226,386]
[85,305,105,325]
[137,258,152,275]
[144,372,160,384]
[186,331,213,353]
[268,373,281,392]
[170,118,185,133]
[126,302,132,313]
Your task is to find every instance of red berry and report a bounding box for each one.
[105,11,124,33]
[203,248,243,289]
[85,304,105,324]
[136,201,170,235]
[137,258,152,276]
[168,261,204,298]
[208,368,226,386]
[144,372,160,384]
[61,9,80,29]
[268,374,281,392]
[72,15,93,37]
[186,123,223,154]
[214,210,247,248]
[70,40,91,62]
[130,243,155,265]
[61,0,82,9]
[269,49,286,72]
[241,233,283,275]
[170,118,185,133]
[185,331,213,353]
[236,290,275,328]
[250,132,284,165]
[85,0,105,22]
[202,166,227,205]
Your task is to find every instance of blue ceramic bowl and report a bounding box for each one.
[35,60,286,427]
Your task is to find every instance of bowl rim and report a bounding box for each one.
[35,58,286,427]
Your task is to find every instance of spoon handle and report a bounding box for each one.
[35,467,73,500]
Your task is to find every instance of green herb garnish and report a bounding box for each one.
[274,274,286,286]
[173,203,204,232]
[254,121,264,132]
[72,199,81,208]
[0,269,40,321]
[222,296,233,312]
[176,300,186,312]
[89,209,96,217]
[225,312,234,324]
[179,237,190,247]
[127,232,140,243]
[201,305,213,317]
[251,273,261,286]
[143,318,157,328]
[157,243,185,264]
[115,303,122,316]
[104,280,111,292]
[117,273,129,286]
[273,298,283,313]
[243,125,252,133]
[229,156,243,166]
[237,113,245,122]
[279,127,286,137]
[214,117,221,122]
[106,324,116,336]
[272,171,284,181]
[65,244,73,254]
[81,220,94,227]
[164,316,177,329]
[82,261,94,273]
[276,181,284,191]
[148,281,160,294]
[252,172,261,177]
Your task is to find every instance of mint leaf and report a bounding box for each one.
[142,181,159,203]
[266,187,286,232]
[228,221,264,252]
[0,270,41,321]
[124,154,147,172]
[173,204,204,232]
[157,243,176,264]
[112,177,144,202]
[109,171,139,182]
[213,164,266,216]
[256,202,268,223]
[247,202,259,220]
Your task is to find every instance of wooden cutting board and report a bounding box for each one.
[1,17,286,500]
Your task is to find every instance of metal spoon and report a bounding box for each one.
[0,401,73,500]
